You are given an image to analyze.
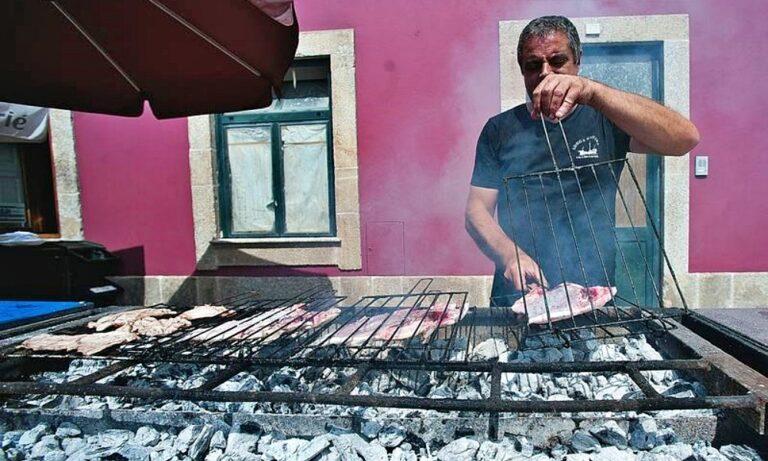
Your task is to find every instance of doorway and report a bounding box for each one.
[580,42,664,307]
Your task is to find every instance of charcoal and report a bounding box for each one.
[54,422,81,438]
[338,434,387,461]
[550,444,568,461]
[117,443,153,461]
[4,449,21,461]
[17,424,49,449]
[205,448,224,461]
[589,344,628,362]
[296,435,332,461]
[456,385,482,400]
[391,370,431,394]
[189,425,216,460]
[62,437,85,455]
[390,446,417,461]
[30,435,60,458]
[1,432,22,450]
[692,441,726,461]
[662,381,703,399]
[512,436,534,457]
[718,445,763,461]
[569,430,600,453]
[630,417,658,450]
[593,446,636,461]
[262,438,310,461]
[42,451,66,461]
[360,420,382,440]
[589,420,628,448]
[210,431,227,450]
[471,338,508,360]
[436,438,480,461]
[225,431,260,456]
[135,426,161,447]
[651,443,695,460]
[376,425,405,448]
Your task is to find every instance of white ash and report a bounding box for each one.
[0,420,765,461]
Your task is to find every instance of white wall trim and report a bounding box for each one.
[49,109,84,240]
[188,29,362,271]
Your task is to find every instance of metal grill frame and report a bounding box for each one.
[496,115,687,332]
[1,282,766,439]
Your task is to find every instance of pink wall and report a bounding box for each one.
[75,0,768,276]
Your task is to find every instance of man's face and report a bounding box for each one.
[519,31,580,99]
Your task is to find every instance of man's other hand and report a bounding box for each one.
[531,74,594,121]
[503,251,549,292]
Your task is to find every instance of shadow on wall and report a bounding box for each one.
[108,248,335,308]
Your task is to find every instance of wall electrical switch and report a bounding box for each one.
[694,155,709,177]
[586,23,601,36]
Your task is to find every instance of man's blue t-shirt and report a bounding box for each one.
[471,104,631,306]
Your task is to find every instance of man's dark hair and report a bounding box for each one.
[517,16,581,66]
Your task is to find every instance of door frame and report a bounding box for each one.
[498,14,692,306]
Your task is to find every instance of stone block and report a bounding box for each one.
[732,273,768,307]
[696,273,733,308]
[334,174,359,214]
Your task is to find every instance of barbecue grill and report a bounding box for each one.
[1,279,767,441]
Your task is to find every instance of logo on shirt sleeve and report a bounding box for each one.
[572,136,600,159]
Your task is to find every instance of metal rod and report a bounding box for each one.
[0,382,754,413]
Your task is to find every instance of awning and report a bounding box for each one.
[0,0,299,119]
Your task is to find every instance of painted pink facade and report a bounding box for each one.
[75,0,768,277]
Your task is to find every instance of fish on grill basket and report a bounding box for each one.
[323,303,466,347]
[178,304,236,321]
[511,283,617,325]
[184,304,342,344]
[21,328,139,356]
[87,307,176,332]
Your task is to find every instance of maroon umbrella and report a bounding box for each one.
[0,0,298,119]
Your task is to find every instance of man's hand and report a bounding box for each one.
[503,250,549,292]
[531,74,595,121]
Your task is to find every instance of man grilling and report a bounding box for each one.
[466,16,699,307]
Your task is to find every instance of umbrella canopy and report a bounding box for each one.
[0,0,298,119]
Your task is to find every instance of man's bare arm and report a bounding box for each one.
[588,80,699,156]
[465,186,547,291]
[532,74,700,156]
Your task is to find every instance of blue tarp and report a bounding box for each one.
[0,300,88,326]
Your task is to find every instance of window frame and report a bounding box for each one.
[215,59,337,239]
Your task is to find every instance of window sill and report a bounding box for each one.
[212,237,341,246]
[205,236,351,269]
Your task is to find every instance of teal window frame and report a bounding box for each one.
[215,60,336,239]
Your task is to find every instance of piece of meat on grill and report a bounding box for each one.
[75,328,140,355]
[20,328,139,356]
[178,304,235,321]
[184,320,245,342]
[87,308,176,332]
[130,316,192,337]
[511,283,617,325]
[372,303,466,342]
[324,303,466,347]
[234,304,341,343]
[20,334,80,352]
[184,304,340,344]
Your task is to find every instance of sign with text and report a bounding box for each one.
[0,102,48,143]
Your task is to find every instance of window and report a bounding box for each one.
[0,141,58,235]
[215,58,336,238]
